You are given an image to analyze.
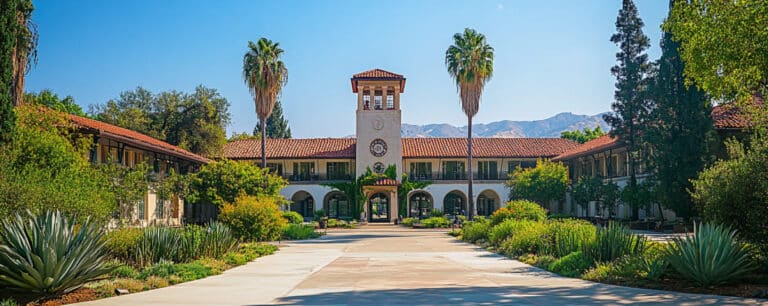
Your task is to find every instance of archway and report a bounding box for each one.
[290,191,314,219]
[443,190,467,217]
[409,191,433,218]
[368,192,390,222]
[324,191,352,220]
[477,190,501,216]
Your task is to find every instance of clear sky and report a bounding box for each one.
[26,0,669,138]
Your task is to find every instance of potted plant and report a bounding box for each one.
[315,209,327,229]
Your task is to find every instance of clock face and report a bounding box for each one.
[372,119,384,130]
[373,162,385,174]
[369,139,387,157]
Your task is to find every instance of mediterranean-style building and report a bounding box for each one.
[69,114,209,226]
[223,69,579,222]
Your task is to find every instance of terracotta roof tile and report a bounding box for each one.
[351,69,406,93]
[372,178,398,186]
[223,137,578,160]
[552,135,621,161]
[401,138,579,158]
[69,114,210,164]
[710,96,763,129]
[352,69,404,79]
[224,138,356,159]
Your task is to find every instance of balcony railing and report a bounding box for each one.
[409,172,509,181]
[285,173,353,182]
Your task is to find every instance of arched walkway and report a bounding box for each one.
[443,190,466,217]
[291,191,314,219]
[368,192,390,222]
[477,189,501,217]
[324,191,352,220]
[408,191,433,218]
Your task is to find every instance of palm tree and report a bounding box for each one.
[10,0,37,106]
[243,38,288,168]
[445,28,494,219]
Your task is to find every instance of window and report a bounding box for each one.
[595,158,604,177]
[374,94,383,110]
[409,192,432,218]
[477,161,498,180]
[325,193,351,219]
[137,197,146,220]
[520,160,536,169]
[477,195,496,216]
[363,93,371,110]
[266,163,283,176]
[156,197,164,219]
[386,91,394,109]
[409,162,432,180]
[442,161,465,180]
[444,192,465,216]
[292,162,315,181]
[326,162,350,180]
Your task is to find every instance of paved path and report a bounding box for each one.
[79,225,765,305]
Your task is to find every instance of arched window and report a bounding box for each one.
[291,191,314,219]
[477,190,501,216]
[324,192,351,220]
[409,192,433,218]
[443,191,466,216]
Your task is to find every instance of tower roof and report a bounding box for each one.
[351,68,406,93]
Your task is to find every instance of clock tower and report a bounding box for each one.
[351,69,405,182]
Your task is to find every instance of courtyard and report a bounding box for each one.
[78,226,761,305]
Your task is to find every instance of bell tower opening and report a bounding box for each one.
[351,69,406,181]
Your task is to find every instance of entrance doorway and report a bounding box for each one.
[368,192,390,222]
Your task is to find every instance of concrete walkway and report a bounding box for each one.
[79,225,765,305]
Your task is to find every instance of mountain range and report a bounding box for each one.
[401,112,610,138]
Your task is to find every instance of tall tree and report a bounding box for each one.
[445,28,494,219]
[243,38,288,168]
[91,86,231,157]
[25,89,85,116]
[646,0,714,220]
[0,0,36,142]
[603,0,652,220]
[254,99,291,139]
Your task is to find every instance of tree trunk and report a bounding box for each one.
[467,116,475,220]
[261,120,267,168]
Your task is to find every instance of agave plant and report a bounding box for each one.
[135,226,181,266]
[583,222,645,263]
[0,210,114,296]
[666,222,755,287]
[200,222,238,259]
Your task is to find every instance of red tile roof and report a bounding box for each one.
[401,138,579,158]
[552,135,621,161]
[223,137,578,160]
[351,69,406,93]
[225,138,356,159]
[372,178,399,186]
[69,114,210,164]
[711,95,763,129]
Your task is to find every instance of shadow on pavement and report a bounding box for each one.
[258,284,758,305]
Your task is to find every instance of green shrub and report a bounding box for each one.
[0,210,115,296]
[519,254,557,269]
[174,262,213,282]
[0,299,17,306]
[111,265,140,279]
[461,217,491,243]
[193,258,228,275]
[135,227,182,266]
[488,219,518,247]
[547,251,592,277]
[546,219,596,257]
[219,195,287,242]
[420,217,450,228]
[401,217,418,227]
[666,222,756,287]
[429,209,444,218]
[144,276,169,289]
[490,200,546,225]
[237,243,278,262]
[313,209,327,221]
[547,213,575,220]
[139,260,177,279]
[282,224,321,240]
[282,211,304,224]
[104,227,143,261]
[582,255,648,283]
[583,222,645,263]
[500,221,548,256]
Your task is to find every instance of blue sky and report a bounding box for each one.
[27,1,668,138]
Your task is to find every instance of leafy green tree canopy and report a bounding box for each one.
[560,126,606,144]
[90,86,231,157]
[187,159,287,208]
[25,89,85,116]
[506,159,568,208]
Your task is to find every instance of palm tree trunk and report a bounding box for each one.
[261,120,267,168]
[467,116,475,220]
